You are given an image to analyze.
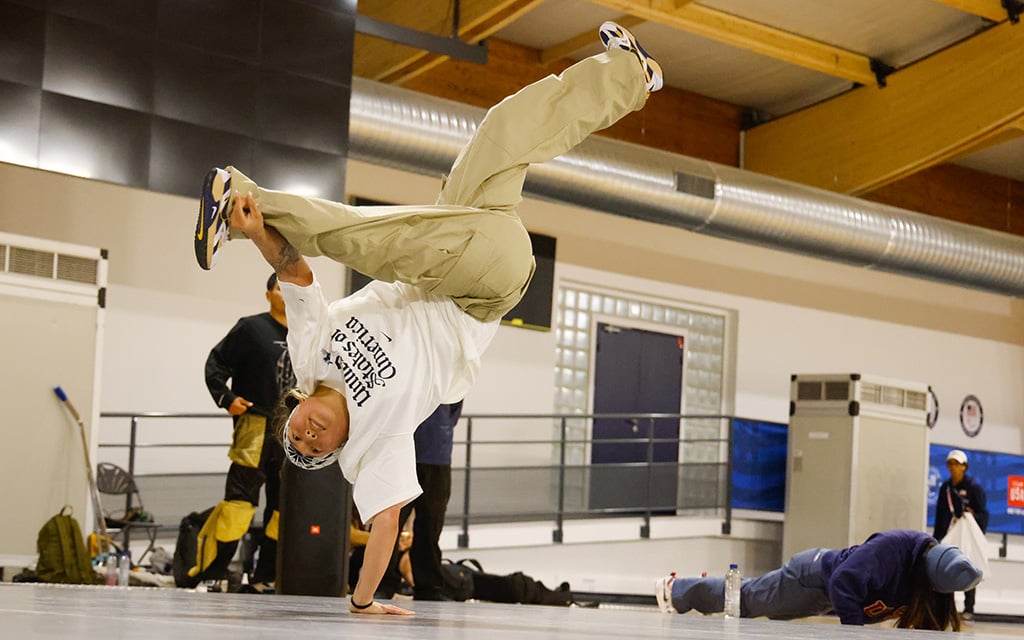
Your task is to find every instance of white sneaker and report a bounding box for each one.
[599,21,664,93]
[655,572,677,613]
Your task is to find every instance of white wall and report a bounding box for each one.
[2,160,1019,453]
[2,158,1022,604]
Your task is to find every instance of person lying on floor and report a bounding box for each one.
[656,529,981,631]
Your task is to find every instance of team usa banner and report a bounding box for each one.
[927,445,1024,536]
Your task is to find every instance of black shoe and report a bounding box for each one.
[237,581,275,594]
[194,167,232,270]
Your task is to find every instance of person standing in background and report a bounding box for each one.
[402,401,463,600]
[932,448,988,620]
[193,273,295,590]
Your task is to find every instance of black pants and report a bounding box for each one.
[375,463,452,599]
[213,424,283,583]
[406,464,452,599]
[964,587,976,613]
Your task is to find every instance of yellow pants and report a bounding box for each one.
[228,48,647,322]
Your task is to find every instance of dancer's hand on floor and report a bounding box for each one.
[348,600,415,616]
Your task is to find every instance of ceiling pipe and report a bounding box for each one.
[348,77,1024,298]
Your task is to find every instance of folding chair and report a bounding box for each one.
[95,462,161,564]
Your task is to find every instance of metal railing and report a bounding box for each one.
[98,411,738,547]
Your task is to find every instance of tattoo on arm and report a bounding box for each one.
[274,242,300,274]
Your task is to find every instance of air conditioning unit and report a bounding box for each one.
[783,373,930,559]
[0,232,107,563]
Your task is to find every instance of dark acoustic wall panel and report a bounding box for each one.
[0,2,44,87]
[39,93,151,186]
[149,118,257,197]
[0,0,355,201]
[261,0,355,84]
[257,70,351,155]
[153,44,260,136]
[252,141,348,202]
[46,0,158,32]
[156,0,262,62]
[43,14,154,112]
[0,80,41,166]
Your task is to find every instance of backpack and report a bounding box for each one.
[440,558,482,601]
[172,507,215,588]
[36,506,102,585]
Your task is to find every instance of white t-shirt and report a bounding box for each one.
[280,275,498,523]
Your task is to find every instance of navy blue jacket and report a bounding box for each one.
[820,529,935,625]
[933,473,989,539]
[413,401,463,465]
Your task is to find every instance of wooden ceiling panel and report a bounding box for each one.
[931,0,1009,22]
[743,20,1024,195]
[587,0,878,84]
[354,0,544,83]
[350,1,1024,238]
[399,39,744,166]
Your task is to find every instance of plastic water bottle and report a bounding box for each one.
[724,563,741,618]
[104,554,118,586]
[117,552,131,586]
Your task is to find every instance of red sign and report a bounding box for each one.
[310,525,321,535]
[1009,476,1024,508]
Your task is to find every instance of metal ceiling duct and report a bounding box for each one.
[349,77,1024,298]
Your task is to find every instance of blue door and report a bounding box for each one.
[589,323,684,513]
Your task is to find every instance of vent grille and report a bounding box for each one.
[675,171,716,200]
[824,381,849,400]
[905,390,927,411]
[9,246,54,278]
[2,243,100,286]
[796,378,925,411]
[57,254,99,284]
[797,381,850,401]
[797,381,822,400]
[861,382,927,410]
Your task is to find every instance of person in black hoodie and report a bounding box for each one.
[933,448,989,619]
[190,273,295,589]
[655,529,981,630]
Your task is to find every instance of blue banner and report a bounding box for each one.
[927,444,1024,536]
[731,419,788,512]
[728,424,1024,533]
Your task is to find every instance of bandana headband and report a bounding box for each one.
[282,406,342,471]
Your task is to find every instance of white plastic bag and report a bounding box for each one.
[941,511,991,580]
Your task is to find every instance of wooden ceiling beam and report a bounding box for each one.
[743,21,1024,195]
[355,0,544,84]
[930,0,1010,22]
[587,0,878,85]
[540,15,645,65]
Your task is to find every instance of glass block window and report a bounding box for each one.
[555,285,729,466]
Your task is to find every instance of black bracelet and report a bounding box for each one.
[350,597,374,610]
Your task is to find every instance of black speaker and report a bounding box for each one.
[276,462,351,596]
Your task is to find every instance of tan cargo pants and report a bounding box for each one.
[228,48,648,323]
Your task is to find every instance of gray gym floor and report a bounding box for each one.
[1,583,1019,639]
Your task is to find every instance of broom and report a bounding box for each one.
[53,386,111,554]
